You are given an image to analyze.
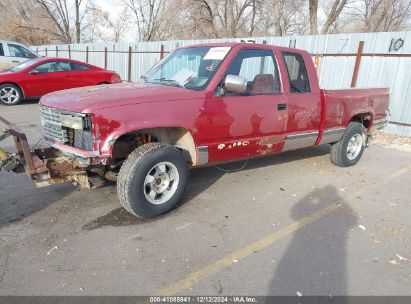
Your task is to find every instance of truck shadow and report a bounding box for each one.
[266,185,357,298]
[83,144,333,230]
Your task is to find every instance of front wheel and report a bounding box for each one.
[117,143,189,219]
[330,122,366,167]
[0,84,22,106]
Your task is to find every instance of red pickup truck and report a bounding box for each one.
[0,42,389,219]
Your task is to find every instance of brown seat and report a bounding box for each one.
[251,74,275,94]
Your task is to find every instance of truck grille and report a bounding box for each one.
[40,106,93,151]
[40,106,68,144]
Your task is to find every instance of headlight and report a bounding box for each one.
[61,115,84,130]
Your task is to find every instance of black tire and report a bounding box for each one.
[117,143,189,219]
[330,122,366,167]
[0,84,23,106]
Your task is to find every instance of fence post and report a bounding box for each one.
[55,45,59,57]
[260,41,267,72]
[86,46,89,63]
[128,46,132,82]
[104,47,108,69]
[68,45,71,59]
[351,41,364,88]
[160,44,164,59]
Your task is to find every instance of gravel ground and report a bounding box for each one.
[370,131,411,152]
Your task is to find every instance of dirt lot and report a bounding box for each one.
[0,102,411,296]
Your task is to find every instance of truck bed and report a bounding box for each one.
[321,88,390,130]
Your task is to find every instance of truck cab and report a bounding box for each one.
[0,42,389,219]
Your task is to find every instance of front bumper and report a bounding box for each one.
[0,116,91,188]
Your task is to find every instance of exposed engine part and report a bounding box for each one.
[111,133,155,160]
[109,160,124,169]
[105,170,118,182]
[69,173,91,189]
[0,148,23,172]
[89,165,106,177]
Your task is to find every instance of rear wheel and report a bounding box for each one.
[117,143,189,219]
[330,122,366,167]
[0,84,22,106]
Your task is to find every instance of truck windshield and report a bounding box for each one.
[143,46,231,90]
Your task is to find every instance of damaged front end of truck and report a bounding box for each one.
[0,115,92,189]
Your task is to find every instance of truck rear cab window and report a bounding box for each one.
[282,52,311,93]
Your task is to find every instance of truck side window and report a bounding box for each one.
[282,52,311,93]
[0,43,4,56]
[225,49,281,95]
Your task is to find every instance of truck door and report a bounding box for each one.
[280,51,322,151]
[207,48,288,163]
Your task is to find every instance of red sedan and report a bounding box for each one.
[0,58,122,105]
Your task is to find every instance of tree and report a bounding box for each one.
[309,0,319,34]
[260,0,308,36]
[0,0,58,45]
[359,0,411,32]
[321,0,349,34]
[123,0,169,41]
[87,6,131,42]
[182,0,260,38]
[36,0,93,43]
[273,0,283,35]
[307,0,350,34]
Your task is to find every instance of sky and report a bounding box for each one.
[95,0,138,42]
[97,0,122,14]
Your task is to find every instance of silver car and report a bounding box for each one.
[0,40,41,70]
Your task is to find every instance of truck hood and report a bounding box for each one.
[40,82,206,113]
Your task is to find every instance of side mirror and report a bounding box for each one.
[28,70,39,75]
[224,74,247,94]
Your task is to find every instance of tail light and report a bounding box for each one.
[111,73,122,83]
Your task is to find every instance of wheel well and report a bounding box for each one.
[350,113,371,130]
[0,82,25,98]
[111,127,197,165]
[98,82,109,85]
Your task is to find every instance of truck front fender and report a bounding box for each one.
[102,127,201,166]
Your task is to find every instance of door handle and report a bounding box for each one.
[12,60,20,63]
[277,103,287,111]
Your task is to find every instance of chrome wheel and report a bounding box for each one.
[144,161,179,205]
[0,87,19,104]
[346,134,363,160]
